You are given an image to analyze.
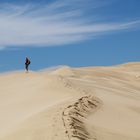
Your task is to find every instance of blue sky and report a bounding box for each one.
[0,0,140,72]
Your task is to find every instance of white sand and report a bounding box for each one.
[0,62,140,140]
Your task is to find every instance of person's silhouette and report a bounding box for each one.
[25,57,31,72]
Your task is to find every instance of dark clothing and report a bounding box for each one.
[25,58,31,71]
[25,58,30,65]
[25,63,30,71]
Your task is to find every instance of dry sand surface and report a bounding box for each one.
[0,62,140,140]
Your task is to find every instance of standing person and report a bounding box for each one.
[25,57,31,72]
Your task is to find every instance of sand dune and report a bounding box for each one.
[0,62,140,140]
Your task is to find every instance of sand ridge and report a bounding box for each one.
[62,95,101,140]
[0,62,140,140]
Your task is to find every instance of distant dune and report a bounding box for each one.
[0,62,140,140]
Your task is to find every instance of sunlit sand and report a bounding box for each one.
[0,62,140,140]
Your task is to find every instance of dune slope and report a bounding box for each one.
[0,62,140,140]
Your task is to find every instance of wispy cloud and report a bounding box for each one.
[0,0,139,49]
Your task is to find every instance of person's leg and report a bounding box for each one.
[27,64,29,71]
[25,64,28,72]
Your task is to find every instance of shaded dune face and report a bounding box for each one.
[0,62,140,140]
